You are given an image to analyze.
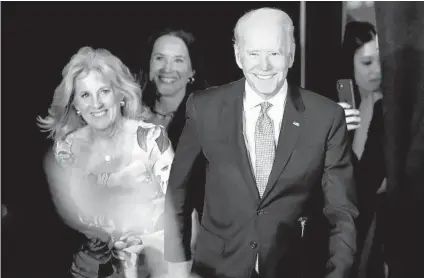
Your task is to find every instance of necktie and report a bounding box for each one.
[255,102,275,197]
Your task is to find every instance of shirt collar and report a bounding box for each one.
[244,80,288,111]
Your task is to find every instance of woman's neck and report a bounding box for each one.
[90,117,125,142]
[358,87,382,104]
[358,87,372,101]
[155,88,186,115]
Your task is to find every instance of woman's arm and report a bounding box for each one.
[44,145,82,230]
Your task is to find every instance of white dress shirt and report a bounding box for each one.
[242,81,288,274]
[243,80,288,174]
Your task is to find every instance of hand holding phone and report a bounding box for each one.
[336,79,361,131]
[337,79,356,109]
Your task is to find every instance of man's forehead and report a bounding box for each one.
[243,16,291,31]
[238,12,292,41]
[243,8,292,26]
[240,26,286,45]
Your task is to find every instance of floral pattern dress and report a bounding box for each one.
[51,119,174,278]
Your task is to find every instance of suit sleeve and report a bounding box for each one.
[322,105,359,278]
[164,93,203,262]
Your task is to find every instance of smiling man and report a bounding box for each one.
[165,7,358,278]
[234,7,295,101]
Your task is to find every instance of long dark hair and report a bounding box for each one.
[139,27,209,112]
[339,21,377,106]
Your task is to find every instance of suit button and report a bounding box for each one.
[257,209,264,216]
[250,241,258,249]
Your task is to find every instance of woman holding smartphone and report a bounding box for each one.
[337,21,387,278]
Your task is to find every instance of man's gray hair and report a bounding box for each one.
[233,7,295,54]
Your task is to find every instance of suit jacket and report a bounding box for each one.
[165,78,359,278]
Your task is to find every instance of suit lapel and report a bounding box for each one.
[221,79,260,203]
[260,85,305,202]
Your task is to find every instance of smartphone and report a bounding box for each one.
[336,79,356,109]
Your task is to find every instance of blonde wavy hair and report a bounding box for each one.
[37,46,143,141]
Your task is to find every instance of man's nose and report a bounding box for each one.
[259,55,271,71]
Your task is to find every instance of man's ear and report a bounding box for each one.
[234,44,243,70]
[288,43,296,68]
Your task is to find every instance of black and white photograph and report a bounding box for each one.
[2,1,424,278]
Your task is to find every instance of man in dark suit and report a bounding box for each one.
[165,7,358,278]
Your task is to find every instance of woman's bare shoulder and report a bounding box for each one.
[53,126,91,167]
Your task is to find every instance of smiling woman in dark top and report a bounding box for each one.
[138,27,210,251]
[337,21,387,278]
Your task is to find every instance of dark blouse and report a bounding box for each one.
[351,99,386,212]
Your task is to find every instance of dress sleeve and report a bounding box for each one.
[137,124,174,194]
[45,136,85,231]
[53,136,77,167]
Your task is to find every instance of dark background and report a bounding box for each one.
[1,2,342,277]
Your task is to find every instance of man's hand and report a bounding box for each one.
[338,102,361,131]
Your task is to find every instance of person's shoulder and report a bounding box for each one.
[53,134,76,167]
[192,78,245,102]
[52,126,90,166]
[125,118,161,139]
[298,87,342,113]
[127,118,157,130]
[138,105,155,122]
[295,87,345,126]
[128,119,169,153]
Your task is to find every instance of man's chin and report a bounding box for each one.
[251,86,278,96]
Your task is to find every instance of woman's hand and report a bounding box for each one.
[338,102,361,131]
[114,230,165,256]
[113,232,144,270]
[114,232,144,256]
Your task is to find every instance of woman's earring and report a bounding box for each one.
[120,100,125,107]
[76,110,81,115]
[188,77,195,84]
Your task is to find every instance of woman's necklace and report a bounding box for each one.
[154,107,175,119]
[89,122,125,185]
[99,145,115,163]
[153,103,178,131]
[97,138,123,166]
[154,97,180,117]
